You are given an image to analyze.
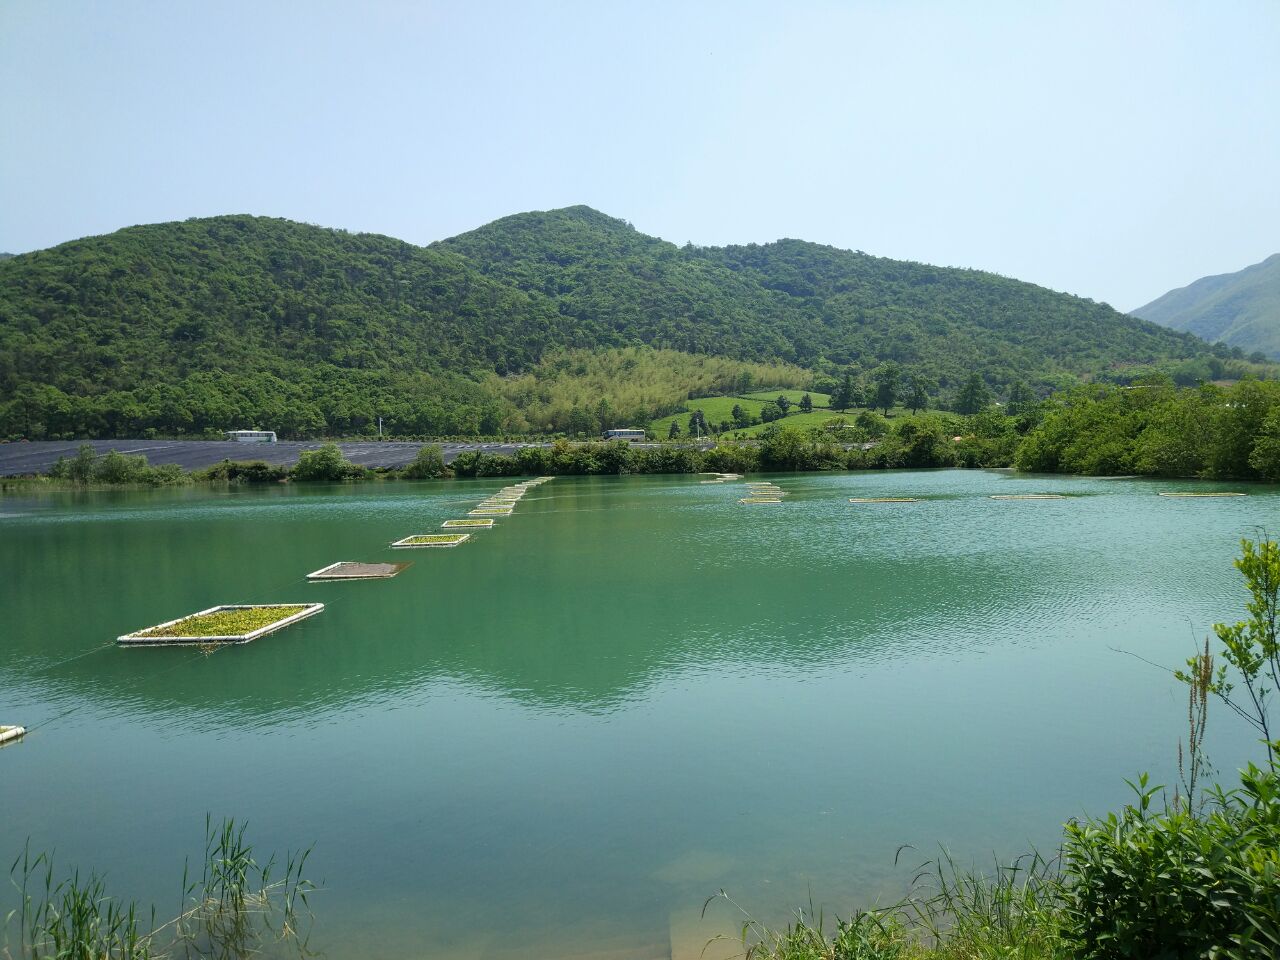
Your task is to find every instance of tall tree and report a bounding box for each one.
[687,409,708,437]
[799,392,813,413]
[830,372,851,412]
[1006,380,1035,416]
[873,363,901,416]
[907,375,932,415]
[956,373,993,415]
[667,419,681,439]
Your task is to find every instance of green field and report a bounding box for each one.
[713,406,964,438]
[647,396,766,437]
[723,409,864,437]
[739,389,831,405]
[647,392,842,437]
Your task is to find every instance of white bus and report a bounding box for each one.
[603,428,646,442]
[225,430,278,443]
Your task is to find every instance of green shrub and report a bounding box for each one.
[400,444,448,479]
[47,443,187,485]
[290,442,367,481]
[1063,763,1280,959]
[195,459,288,483]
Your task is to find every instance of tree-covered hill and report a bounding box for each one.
[1131,253,1280,360]
[0,216,580,437]
[438,205,1226,393]
[0,207,1258,439]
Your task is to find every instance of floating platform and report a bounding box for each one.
[118,603,324,646]
[391,533,471,548]
[849,497,919,503]
[740,497,782,504]
[990,494,1065,500]
[443,518,495,528]
[1157,492,1247,498]
[470,508,513,516]
[0,725,25,747]
[307,561,409,581]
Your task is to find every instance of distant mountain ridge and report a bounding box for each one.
[0,206,1251,439]
[1132,254,1280,360]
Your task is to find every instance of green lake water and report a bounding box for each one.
[1,470,1276,958]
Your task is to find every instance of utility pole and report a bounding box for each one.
[378,416,383,438]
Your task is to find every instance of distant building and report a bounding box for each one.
[225,430,278,443]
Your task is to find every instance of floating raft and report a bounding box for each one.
[118,604,323,646]
[391,533,471,548]
[307,561,409,581]
[1157,492,1247,498]
[0,725,25,747]
[849,497,919,503]
[990,494,1065,500]
[469,507,513,516]
[740,497,782,504]
[443,518,495,528]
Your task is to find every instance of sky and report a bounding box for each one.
[1,0,1276,311]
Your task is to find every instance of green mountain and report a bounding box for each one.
[0,207,1250,440]
[437,206,1214,390]
[1131,254,1280,360]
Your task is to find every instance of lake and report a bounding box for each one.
[1,470,1274,958]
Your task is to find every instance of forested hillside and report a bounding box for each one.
[439,206,1224,391]
[0,207,1257,439]
[1132,253,1280,360]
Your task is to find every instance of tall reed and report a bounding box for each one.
[4,817,314,960]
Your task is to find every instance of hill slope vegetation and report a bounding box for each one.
[0,207,1250,439]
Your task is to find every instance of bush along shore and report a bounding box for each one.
[4,374,1280,490]
[717,538,1280,960]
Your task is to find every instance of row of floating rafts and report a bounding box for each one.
[741,480,785,504]
[394,477,553,548]
[116,477,556,646]
[699,472,742,484]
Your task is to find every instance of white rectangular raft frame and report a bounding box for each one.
[306,561,409,580]
[0,725,25,746]
[390,533,472,548]
[118,603,324,646]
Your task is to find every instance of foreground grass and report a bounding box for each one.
[718,852,1066,960]
[5,817,314,960]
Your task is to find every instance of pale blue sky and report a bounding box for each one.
[2,0,1276,310]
